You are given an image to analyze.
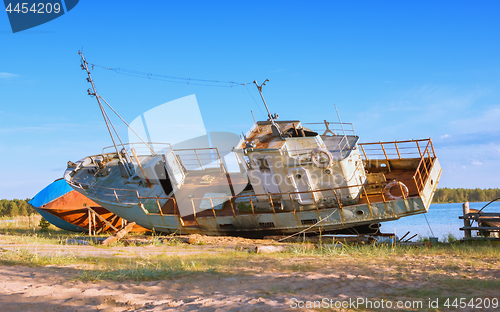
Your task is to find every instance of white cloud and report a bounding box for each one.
[472,159,483,166]
[440,134,451,139]
[353,85,491,142]
[0,72,19,79]
[0,123,101,134]
[448,107,500,136]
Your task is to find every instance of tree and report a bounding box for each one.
[8,202,19,217]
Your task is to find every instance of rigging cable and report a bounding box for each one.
[278,208,338,242]
[469,197,500,228]
[244,84,266,118]
[478,197,500,213]
[90,62,268,121]
[423,213,435,237]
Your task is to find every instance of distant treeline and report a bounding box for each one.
[432,188,500,204]
[0,199,36,217]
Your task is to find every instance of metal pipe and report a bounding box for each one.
[362,185,374,218]
[249,195,255,215]
[191,198,197,219]
[360,145,368,160]
[254,79,272,120]
[394,141,401,159]
[398,181,406,199]
[229,198,236,217]
[269,194,276,214]
[289,193,297,214]
[209,198,218,221]
[131,148,152,188]
[380,142,389,161]
[194,150,203,170]
[253,79,283,137]
[429,138,436,158]
[113,190,120,203]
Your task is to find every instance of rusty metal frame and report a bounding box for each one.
[394,141,402,159]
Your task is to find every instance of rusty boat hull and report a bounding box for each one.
[30,179,149,233]
[64,120,442,238]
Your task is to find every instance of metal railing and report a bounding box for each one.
[174,176,418,224]
[164,177,411,213]
[70,138,436,228]
[359,139,436,161]
[102,142,227,173]
[67,180,141,204]
[303,120,356,136]
[172,147,227,172]
[359,138,436,197]
[102,142,173,156]
[302,121,356,157]
[412,140,435,196]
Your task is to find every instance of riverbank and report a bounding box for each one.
[1,218,500,311]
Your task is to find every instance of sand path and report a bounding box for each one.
[0,263,385,312]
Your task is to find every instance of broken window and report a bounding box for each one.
[256,157,270,171]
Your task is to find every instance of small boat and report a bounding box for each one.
[62,53,442,238]
[29,179,149,234]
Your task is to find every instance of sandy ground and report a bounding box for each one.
[1,235,499,311]
[0,262,390,312]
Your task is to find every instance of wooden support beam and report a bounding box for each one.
[460,227,500,231]
[87,207,119,232]
[460,217,500,223]
[102,222,136,246]
[462,202,471,238]
[88,210,92,236]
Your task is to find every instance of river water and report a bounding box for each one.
[379,201,500,241]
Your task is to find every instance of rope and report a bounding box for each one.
[469,197,500,228]
[423,213,435,237]
[244,84,266,118]
[478,197,500,213]
[278,208,338,242]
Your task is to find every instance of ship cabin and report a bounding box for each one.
[234,120,367,210]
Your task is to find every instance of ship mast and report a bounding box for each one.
[79,52,122,159]
[253,79,284,138]
[79,51,136,177]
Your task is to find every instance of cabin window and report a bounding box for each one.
[259,222,275,228]
[256,157,270,171]
[301,219,318,225]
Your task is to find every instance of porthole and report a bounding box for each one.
[356,210,365,216]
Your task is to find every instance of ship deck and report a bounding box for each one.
[159,158,432,228]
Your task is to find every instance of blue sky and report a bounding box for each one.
[1,1,500,199]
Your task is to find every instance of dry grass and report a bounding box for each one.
[1,217,500,311]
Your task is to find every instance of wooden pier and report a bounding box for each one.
[459,202,500,240]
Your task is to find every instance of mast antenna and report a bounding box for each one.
[78,51,158,178]
[253,79,285,138]
[79,51,125,164]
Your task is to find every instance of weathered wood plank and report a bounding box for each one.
[102,222,136,246]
